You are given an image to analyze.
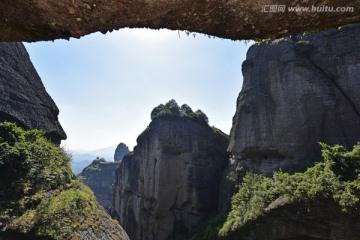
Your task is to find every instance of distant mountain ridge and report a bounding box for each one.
[70,147,117,174]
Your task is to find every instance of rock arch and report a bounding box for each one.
[0,0,359,42]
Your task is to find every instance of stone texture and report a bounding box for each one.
[79,158,120,211]
[114,143,130,162]
[112,117,229,240]
[0,42,66,144]
[229,24,360,176]
[0,0,360,42]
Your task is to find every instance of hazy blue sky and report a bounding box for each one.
[25,29,250,151]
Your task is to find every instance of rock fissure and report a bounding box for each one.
[306,54,360,118]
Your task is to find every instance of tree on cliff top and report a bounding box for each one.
[150,99,209,124]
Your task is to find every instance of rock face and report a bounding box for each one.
[0,42,66,144]
[0,0,360,42]
[112,111,229,240]
[79,158,120,211]
[229,24,360,176]
[114,143,130,162]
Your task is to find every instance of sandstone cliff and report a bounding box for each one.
[114,143,130,162]
[0,42,66,144]
[229,24,360,176]
[79,158,120,211]
[112,101,229,240]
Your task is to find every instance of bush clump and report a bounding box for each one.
[150,99,209,125]
[219,142,360,236]
[0,122,73,210]
[0,122,119,239]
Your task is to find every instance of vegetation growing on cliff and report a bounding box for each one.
[81,157,110,173]
[0,122,122,239]
[150,99,209,125]
[220,143,360,236]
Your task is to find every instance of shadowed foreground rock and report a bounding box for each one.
[0,0,359,42]
[0,42,66,144]
[228,24,360,176]
[112,102,229,240]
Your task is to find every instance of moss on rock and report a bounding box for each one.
[0,122,128,239]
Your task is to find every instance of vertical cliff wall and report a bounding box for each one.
[229,24,360,176]
[0,42,66,144]
[112,106,229,240]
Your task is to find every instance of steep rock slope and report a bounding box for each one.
[114,143,130,162]
[229,24,360,176]
[112,101,229,240]
[79,158,120,211]
[0,42,66,144]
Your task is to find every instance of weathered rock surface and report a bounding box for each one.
[229,24,360,176]
[114,143,130,162]
[0,42,66,144]
[112,115,229,240]
[79,158,120,211]
[0,0,359,42]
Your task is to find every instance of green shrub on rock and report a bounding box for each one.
[220,143,360,237]
[150,99,209,125]
[0,122,125,239]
